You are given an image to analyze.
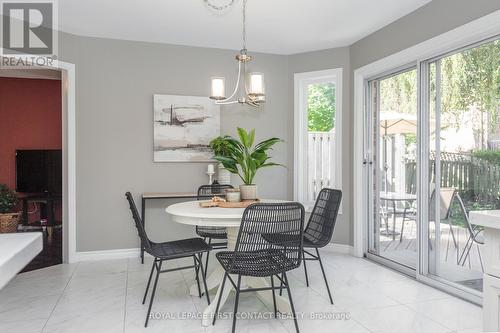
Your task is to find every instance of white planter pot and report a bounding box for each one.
[217,164,231,185]
[239,184,258,200]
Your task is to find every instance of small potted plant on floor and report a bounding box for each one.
[212,128,282,200]
[0,184,20,233]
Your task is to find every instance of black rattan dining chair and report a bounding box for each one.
[196,184,234,277]
[265,188,342,304]
[125,192,211,327]
[212,202,305,333]
[300,188,342,304]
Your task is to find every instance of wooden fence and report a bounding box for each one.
[405,152,500,204]
[307,131,335,202]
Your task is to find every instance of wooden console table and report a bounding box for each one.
[140,192,197,263]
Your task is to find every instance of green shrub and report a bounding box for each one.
[0,184,18,214]
[473,150,500,165]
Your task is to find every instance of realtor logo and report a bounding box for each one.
[1,0,57,58]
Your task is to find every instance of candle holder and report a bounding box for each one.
[207,171,215,185]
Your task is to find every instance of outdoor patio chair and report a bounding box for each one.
[455,193,484,272]
[400,188,458,251]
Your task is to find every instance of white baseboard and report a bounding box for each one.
[74,247,140,262]
[324,242,354,255]
[73,242,354,262]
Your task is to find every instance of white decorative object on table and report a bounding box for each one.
[153,94,220,162]
[206,164,215,184]
[217,164,231,185]
[165,200,289,327]
[469,210,500,332]
[239,184,257,200]
[225,189,241,203]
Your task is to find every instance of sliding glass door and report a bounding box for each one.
[366,67,418,272]
[423,38,500,293]
[364,37,499,297]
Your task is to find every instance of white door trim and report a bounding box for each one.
[0,55,77,263]
[353,9,500,258]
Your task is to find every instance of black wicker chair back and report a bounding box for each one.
[196,184,234,239]
[126,192,152,252]
[197,184,234,199]
[231,202,305,277]
[304,188,342,248]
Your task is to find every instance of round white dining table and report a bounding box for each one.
[165,199,292,327]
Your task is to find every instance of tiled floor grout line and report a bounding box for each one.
[40,263,80,333]
[400,302,457,332]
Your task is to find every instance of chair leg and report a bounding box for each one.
[231,275,242,333]
[279,272,284,296]
[193,255,202,298]
[477,244,484,272]
[448,222,458,249]
[316,248,333,304]
[142,259,156,304]
[145,260,162,327]
[197,253,210,305]
[270,275,277,317]
[283,272,300,333]
[303,251,309,287]
[460,238,474,267]
[458,235,473,265]
[212,272,228,326]
[204,238,212,278]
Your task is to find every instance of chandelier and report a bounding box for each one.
[207,0,265,107]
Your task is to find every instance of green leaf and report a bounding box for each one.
[237,127,249,148]
[248,129,255,147]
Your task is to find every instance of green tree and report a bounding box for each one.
[307,83,336,132]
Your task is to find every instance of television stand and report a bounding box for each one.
[19,193,62,227]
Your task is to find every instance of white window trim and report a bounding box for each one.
[294,68,343,212]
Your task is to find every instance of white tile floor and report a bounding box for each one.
[0,249,482,333]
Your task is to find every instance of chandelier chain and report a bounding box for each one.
[242,0,247,50]
[204,0,235,11]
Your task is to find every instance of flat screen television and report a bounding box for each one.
[16,150,62,194]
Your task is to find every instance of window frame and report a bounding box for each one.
[294,68,343,211]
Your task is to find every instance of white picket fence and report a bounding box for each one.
[307,131,335,202]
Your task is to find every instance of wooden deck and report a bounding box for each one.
[377,216,484,291]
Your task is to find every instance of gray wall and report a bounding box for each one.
[58,0,499,252]
[59,33,290,251]
[351,0,500,69]
[287,0,500,246]
[288,47,352,245]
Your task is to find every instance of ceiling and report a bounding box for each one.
[59,0,432,55]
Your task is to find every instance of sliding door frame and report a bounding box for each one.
[364,64,418,277]
[353,10,500,304]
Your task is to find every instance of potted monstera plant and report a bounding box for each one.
[212,128,282,200]
[0,184,19,233]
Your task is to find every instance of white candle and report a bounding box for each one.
[207,164,214,174]
[210,77,225,99]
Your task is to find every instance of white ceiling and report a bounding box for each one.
[59,0,432,55]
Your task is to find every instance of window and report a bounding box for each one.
[294,69,342,208]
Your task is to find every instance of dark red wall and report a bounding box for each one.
[0,77,62,190]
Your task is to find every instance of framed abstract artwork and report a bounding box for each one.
[153,94,220,162]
